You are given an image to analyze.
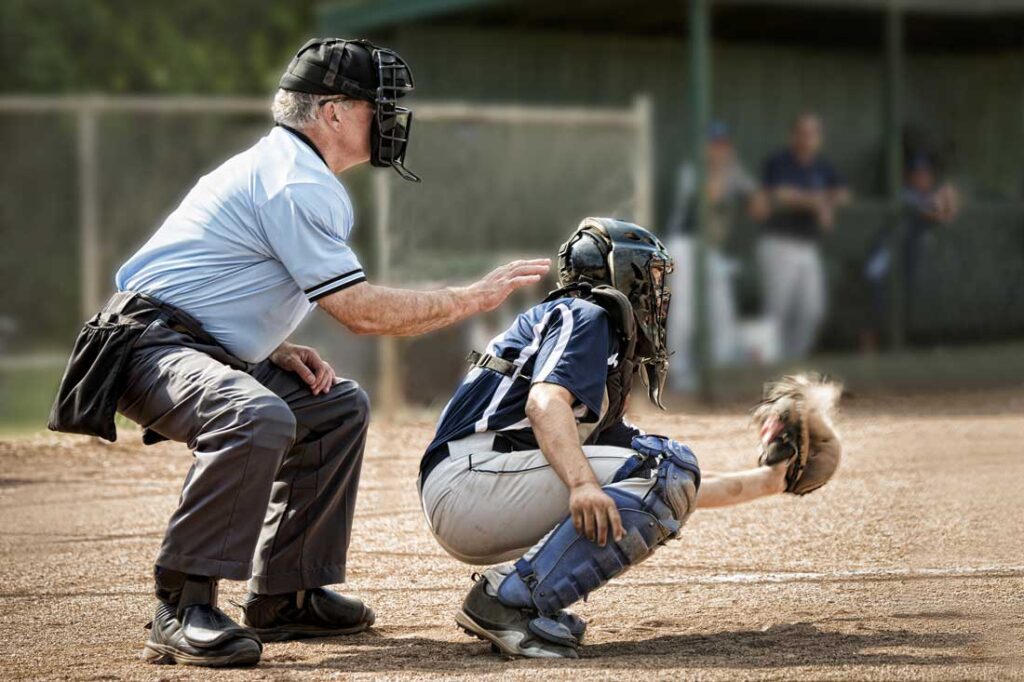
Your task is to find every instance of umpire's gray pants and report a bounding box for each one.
[116,319,369,595]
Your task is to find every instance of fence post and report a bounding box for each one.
[886,0,906,348]
[689,0,713,401]
[633,94,654,228]
[373,169,403,414]
[77,101,101,319]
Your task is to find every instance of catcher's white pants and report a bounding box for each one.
[758,235,826,359]
[418,433,656,566]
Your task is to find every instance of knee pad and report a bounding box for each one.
[647,437,700,525]
[497,440,700,617]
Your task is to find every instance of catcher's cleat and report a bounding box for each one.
[556,609,587,643]
[239,588,375,642]
[455,574,579,659]
[143,569,261,667]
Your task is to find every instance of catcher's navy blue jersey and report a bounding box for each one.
[423,297,619,466]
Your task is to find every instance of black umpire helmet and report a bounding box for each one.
[558,218,674,407]
[280,38,420,182]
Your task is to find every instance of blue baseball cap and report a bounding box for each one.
[707,120,732,142]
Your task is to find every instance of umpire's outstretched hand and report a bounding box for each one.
[468,259,550,313]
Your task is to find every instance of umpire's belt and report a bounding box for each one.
[103,291,217,344]
[419,432,515,486]
[47,291,229,443]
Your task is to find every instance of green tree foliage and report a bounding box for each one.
[0,0,320,94]
[0,1,324,354]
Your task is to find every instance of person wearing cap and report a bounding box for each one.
[46,38,549,667]
[664,120,765,390]
[861,152,960,349]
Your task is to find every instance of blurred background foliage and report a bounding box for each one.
[2,1,1023,432]
[0,0,317,94]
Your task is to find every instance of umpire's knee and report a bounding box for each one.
[246,394,297,453]
[316,381,371,440]
[339,382,371,429]
[354,385,370,423]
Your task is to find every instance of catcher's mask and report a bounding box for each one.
[279,38,420,183]
[557,217,674,408]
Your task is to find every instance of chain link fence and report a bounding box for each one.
[0,96,651,424]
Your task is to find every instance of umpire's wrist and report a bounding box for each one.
[448,285,481,316]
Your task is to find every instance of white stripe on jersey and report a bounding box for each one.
[473,304,567,433]
[532,304,575,383]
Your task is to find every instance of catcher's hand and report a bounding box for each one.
[753,374,843,496]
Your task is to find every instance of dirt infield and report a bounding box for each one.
[1,388,1022,680]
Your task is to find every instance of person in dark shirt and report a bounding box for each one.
[757,112,850,359]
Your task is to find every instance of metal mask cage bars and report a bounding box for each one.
[372,47,418,181]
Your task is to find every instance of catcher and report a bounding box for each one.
[417,218,842,659]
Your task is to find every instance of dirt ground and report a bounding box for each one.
[1,387,1022,680]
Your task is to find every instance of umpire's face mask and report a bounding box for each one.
[370,48,420,182]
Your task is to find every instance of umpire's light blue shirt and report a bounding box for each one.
[116,126,365,362]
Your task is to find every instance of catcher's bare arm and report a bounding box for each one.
[526,382,625,547]
[695,464,788,509]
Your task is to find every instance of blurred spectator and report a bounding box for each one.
[665,121,765,391]
[756,112,850,360]
[862,153,960,349]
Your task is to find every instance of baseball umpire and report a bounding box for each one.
[418,218,842,658]
[47,38,548,667]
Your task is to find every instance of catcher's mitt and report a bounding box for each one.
[752,374,843,496]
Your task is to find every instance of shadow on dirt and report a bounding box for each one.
[260,620,1000,674]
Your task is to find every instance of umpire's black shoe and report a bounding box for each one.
[239,588,375,641]
[455,574,579,659]
[143,570,261,667]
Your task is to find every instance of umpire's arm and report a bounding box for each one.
[318,259,549,336]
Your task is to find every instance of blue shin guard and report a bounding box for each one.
[497,440,700,617]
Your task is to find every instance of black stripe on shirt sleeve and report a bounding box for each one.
[303,268,364,294]
[308,272,367,302]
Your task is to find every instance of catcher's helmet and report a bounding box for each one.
[280,38,420,182]
[557,218,674,407]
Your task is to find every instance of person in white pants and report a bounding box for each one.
[757,235,826,359]
[757,113,850,359]
[664,121,765,389]
[417,219,805,660]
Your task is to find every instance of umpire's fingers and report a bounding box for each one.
[312,362,330,395]
[504,261,550,279]
[507,275,542,291]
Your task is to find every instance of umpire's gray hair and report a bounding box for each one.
[271,89,331,129]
